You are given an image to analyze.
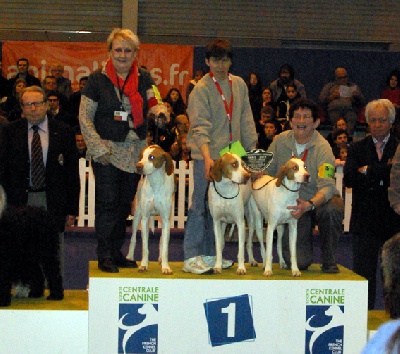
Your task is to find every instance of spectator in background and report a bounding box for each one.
[325,117,351,147]
[258,105,282,134]
[277,83,300,120]
[75,129,87,159]
[42,75,57,93]
[345,99,400,310]
[381,69,400,110]
[8,58,41,89]
[42,75,69,111]
[319,67,365,136]
[261,86,275,109]
[46,90,78,128]
[186,68,205,104]
[361,233,400,354]
[50,63,72,99]
[0,60,11,99]
[1,78,27,122]
[165,87,186,116]
[174,113,190,136]
[257,118,279,150]
[270,63,306,105]
[331,128,349,159]
[246,72,263,122]
[170,133,191,166]
[69,76,88,118]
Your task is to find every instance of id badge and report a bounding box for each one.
[114,111,128,121]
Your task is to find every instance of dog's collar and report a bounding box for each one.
[212,180,240,199]
[281,180,301,192]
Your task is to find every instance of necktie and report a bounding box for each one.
[375,141,383,161]
[31,125,45,190]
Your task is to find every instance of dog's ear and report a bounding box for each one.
[210,158,222,182]
[139,146,146,161]
[163,152,174,176]
[276,165,286,187]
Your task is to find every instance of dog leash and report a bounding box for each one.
[251,177,276,191]
[211,180,240,199]
[251,177,301,192]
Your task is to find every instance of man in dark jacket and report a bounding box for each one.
[344,98,400,309]
[8,58,41,89]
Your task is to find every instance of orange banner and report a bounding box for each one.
[2,41,194,99]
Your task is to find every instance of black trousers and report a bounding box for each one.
[92,162,141,262]
[352,233,385,310]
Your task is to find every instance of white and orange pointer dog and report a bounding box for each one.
[126,145,175,274]
[209,152,265,275]
[252,158,310,277]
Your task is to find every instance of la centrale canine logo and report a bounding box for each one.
[118,286,159,354]
[305,288,345,354]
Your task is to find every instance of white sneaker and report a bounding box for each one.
[202,256,234,269]
[182,256,213,274]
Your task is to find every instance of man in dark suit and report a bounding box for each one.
[3,85,80,229]
[2,86,80,297]
[8,58,41,89]
[344,98,400,309]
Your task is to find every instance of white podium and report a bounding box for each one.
[88,262,368,354]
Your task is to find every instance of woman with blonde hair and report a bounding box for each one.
[79,28,166,273]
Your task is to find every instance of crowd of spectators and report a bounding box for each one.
[3,55,400,166]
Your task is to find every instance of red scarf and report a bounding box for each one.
[106,60,144,128]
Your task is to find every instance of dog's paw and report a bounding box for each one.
[280,262,289,269]
[249,260,259,267]
[263,269,273,277]
[213,267,222,274]
[292,269,301,277]
[162,267,173,275]
[47,292,64,301]
[236,267,247,275]
[138,266,148,273]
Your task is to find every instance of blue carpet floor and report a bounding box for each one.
[64,229,384,310]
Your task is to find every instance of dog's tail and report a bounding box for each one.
[0,185,6,218]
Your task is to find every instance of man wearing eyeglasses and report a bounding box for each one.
[2,85,80,245]
[265,98,344,274]
[46,90,78,128]
[345,99,400,309]
[50,63,72,99]
[319,67,365,136]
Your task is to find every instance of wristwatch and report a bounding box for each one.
[307,199,315,211]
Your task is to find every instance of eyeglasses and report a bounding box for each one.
[47,98,59,102]
[22,101,46,108]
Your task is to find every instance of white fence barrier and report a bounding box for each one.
[77,159,351,232]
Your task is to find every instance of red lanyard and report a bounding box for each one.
[209,72,234,144]
[292,148,308,167]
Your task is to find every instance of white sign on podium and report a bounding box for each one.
[88,262,367,354]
